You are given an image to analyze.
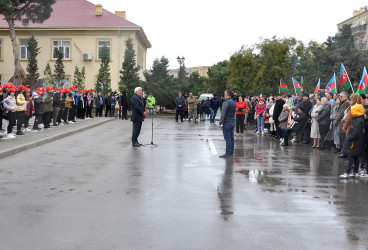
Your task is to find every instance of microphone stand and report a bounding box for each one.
[146,109,158,147]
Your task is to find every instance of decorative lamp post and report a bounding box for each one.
[177,56,185,91]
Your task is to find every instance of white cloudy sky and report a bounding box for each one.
[89,0,368,69]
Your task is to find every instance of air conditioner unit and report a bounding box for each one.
[83,53,93,60]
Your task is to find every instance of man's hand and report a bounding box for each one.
[143,112,146,116]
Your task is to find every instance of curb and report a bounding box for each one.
[0,118,114,159]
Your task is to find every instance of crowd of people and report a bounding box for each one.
[175,90,368,179]
[0,84,130,140]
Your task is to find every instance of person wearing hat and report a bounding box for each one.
[339,103,366,178]
[255,96,267,135]
[43,88,53,129]
[86,90,94,119]
[24,88,34,132]
[52,87,62,126]
[56,89,66,125]
[32,91,44,131]
[3,88,18,139]
[15,85,27,135]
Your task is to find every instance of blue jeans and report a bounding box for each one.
[210,109,218,122]
[148,108,156,116]
[222,122,235,156]
[257,116,265,132]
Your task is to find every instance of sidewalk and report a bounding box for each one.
[0,117,114,159]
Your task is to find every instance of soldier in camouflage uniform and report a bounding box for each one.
[187,92,198,122]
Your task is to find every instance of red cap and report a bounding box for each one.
[26,88,31,93]
[18,85,25,90]
[46,86,52,90]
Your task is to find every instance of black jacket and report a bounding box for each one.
[53,92,62,108]
[131,94,145,122]
[316,105,331,125]
[293,112,307,130]
[343,115,365,157]
[175,96,186,111]
[33,97,44,116]
[273,99,285,120]
[301,99,312,116]
[105,96,112,106]
[120,95,128,107]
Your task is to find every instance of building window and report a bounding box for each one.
[53,40,71,60]
[53,77,70,88]
[98,40,110,59]
[20,40,29,60]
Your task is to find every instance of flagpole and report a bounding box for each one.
[346,73,354,93]
[292,77,297,96]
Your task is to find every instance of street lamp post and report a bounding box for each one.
[177,56,185,92]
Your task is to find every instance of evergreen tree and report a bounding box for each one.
[43,62,53,86]
[95,45,111,95]
[119,38,141,97]
[207,60,230,96]
[0,0,56,86]
[26,36,40,89]
[73,66,86,89]
[53,49,65,88]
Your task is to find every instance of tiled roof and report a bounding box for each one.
[0,0,138,28]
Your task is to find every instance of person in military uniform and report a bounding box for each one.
[187,92,198,123]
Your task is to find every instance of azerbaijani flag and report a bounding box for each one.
[339,64,352,91]
[301,76,304,85]
[292,77,302,93]
[314,79,320,93]
[325,73,337,94]
[279,78,290,94]
[356,66,368,95]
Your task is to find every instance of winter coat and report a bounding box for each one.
[293,112,307,130]
[317,104,331,126]
[16,93,27,111]
[278,109,289,129]
[310,104,322,139]
[131,94,145,122]
[343,104,365,157]
[105,96,112,106]
[33,97,44,116]
[43,94,53,112]
[4,96,17,112]
[24,97,34,117]
[65,96,73,109]
[273,99,285,120]
[95,95,104,108]
[301,99,313,116]
[336,100,350,133]
[209,97,219,110]
[52,92,62,108]
[255,103,267,116]
[343,109,353,136]
[175,96,186,111]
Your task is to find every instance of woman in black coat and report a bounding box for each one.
[316,97,331,149]
[339,104,365,179]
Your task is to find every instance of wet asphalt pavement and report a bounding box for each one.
[0,117,367,249]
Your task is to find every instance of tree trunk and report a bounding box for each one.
[7,19,23,87]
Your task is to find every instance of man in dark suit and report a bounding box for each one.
[131,87,146,147]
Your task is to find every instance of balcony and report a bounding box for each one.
[352,24,367,34]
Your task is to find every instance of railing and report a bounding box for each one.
[352,24,367,34]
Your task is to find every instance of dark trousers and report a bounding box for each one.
[210,109,218,123]
[43,111,52,128]
[184,110,188,119]
[339,133,346,152]
[33,114,42,129]
[7,112,16,134]
[57,108,64,124]
[319,124,330,147]
[122,106,128,119]
[132,121,142,144]
[86,106,93,118]
[69,106,76,121]
[223,122,235,156]
[345,156,360,174]
[53,107,60,125]
[77,108,85,119]
[0,111,2,130]
[236,114,245,133]
[62,108,69,122]
[16,111,25,131]
[96,106,103,117]
[303,121,311,142]
[175,109,184,122]
[105,105,111,117]
[274,119,281,137]
[24,115,31,128]
[111,105,115,117]
[282,127,298,145]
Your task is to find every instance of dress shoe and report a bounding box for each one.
[132,143,141,147]
[337,153,347,158]
[219,154,232,158]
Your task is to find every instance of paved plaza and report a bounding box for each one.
[0,117,367,249]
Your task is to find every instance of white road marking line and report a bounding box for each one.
[207,138,218,155]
